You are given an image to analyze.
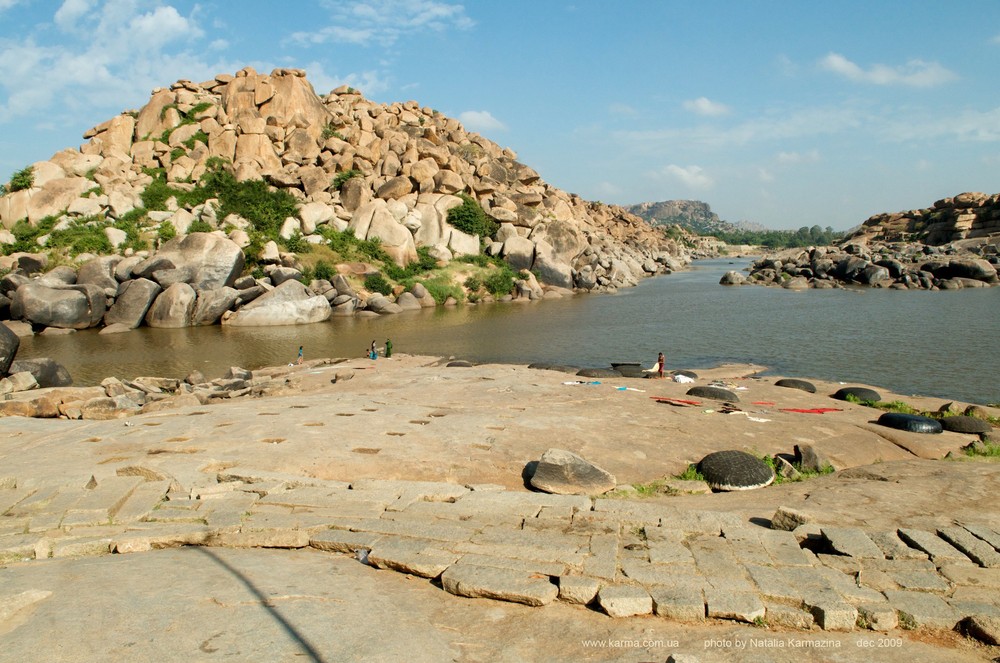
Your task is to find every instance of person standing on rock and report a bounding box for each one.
[385,339,393,358]
[370,340,378,360]
[657,352,665,379]
[297,346,304,365]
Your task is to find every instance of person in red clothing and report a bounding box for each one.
[657,352,666,379]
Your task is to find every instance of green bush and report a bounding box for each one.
[183,130,209,150]
[114,209,149,252]
[188,219,213,234]
[357,237,389,262]
[313,260,335,281]
[157,221,177,243]
[421,276,464,304]
[364,272,393,296]
[333,169,361,191]
[2,216,57,252]
[457,254,493,268]
[483,265,515,297]
[463,275,482,292]
[7,165,34,192]
[447,194,498,240]
[47,217,113,256]
[282,231,310,253]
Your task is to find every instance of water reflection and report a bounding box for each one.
[14,259,1000,404]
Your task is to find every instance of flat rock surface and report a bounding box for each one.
[1,354,999,662]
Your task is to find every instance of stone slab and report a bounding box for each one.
[857,603,898,631]
[704,588,765,623]
[764,604,815,629]
[807,601,858,631]
[885,590,962,629]
[309,529,383,553]
[597,584,653,618]
[869,529,928,560]
[888,569,951,593]
[960,615,1000,645]
[897,528,973,565]
[207,528,310,549]
[367,538,459,578]
[938,526,1000,568]
[456,553,566,577]
[441,563,558,606]
[650,586,705,621]
[962,524,1000,552]
[821,526,885,559]
[557,575,600,605]
[113,481,170,523]
[938,564,1000,588]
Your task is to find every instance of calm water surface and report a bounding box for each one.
[15,258,1000,404]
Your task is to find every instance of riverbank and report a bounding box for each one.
[1,355,999,661]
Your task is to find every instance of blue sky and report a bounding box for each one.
[1,1,998,230]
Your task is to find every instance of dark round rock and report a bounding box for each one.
[775,378,817,393]
[446,360,475,368]
[615,365,648,378]
[528,363,581,374]
[877,412,943,434]
[671,370,699,379]
[8,357,72,388]
[686,385,740,403]
[610,362,641,368]
[940,415,993,434]
[697,450,775,491]
[831,386,882,403]
[576,368,623,378]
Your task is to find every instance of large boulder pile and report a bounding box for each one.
[0,66,692,304]
[734,192,1000,291]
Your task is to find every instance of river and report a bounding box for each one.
[13,258,1000,405]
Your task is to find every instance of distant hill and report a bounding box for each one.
[625,200,766,236]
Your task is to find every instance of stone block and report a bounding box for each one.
[869,529,928,560]
[113,481,170,523]
[0,488,34,516]
[807,601,858,631]
[558,576,600,605]
[208,528,310,549]
[704,588,765,623]
[764,604,814,629]
[746,564,804,603]
[897,528,973,565]
[888,569,951,593]
[885,590,962,629]
[648,540,694,565]
[309,529,382,553]
[455,553,566,577]
[758,529,814,567]
[650,586,705,621]
[0,533,45,562]
[111,524,211,552]
[938,527,1000,568]
[770,506,812,531]
[50,536,114,558]
[857,603,898,631]
[367,538,459,578]
[821,526,885,559]
[441,563,558,606]
[962,524,1000,551]
[597,584,653,617]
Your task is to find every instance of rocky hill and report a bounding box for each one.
[0,67,696,341]
[627,200,765,236]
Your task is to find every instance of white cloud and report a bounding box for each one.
[993,33,1000,45]
[777,149,820,164]
[459,110,506,132]
[609,102,637,117]
[881,106,1000,143]
[302,63,390,97]
[757,167,774,183]
[682,96,730,117]
[0,0,25,11]
[653,164,713,190]
[291,0,473,48]
[54,0,95,31]
[0,2,226,126]
[819,52,957,87]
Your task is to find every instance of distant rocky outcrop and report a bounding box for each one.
[0,66,693,317]
[844,192,1000,246]
[735,192,1000,290]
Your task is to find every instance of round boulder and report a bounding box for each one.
[8,357,72,388]
[697,450,775,491]
[529,448,616,496]
[686,385,740,403]
[877,412,943,434]
[0,322,19,375]
[775,378,817,393]
[577,368,622,379]
[940,416,993,434]
[831,386,881,403]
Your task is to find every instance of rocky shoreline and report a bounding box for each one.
[724,191,1000,291]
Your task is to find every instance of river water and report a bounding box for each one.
[13,258,1000,405]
